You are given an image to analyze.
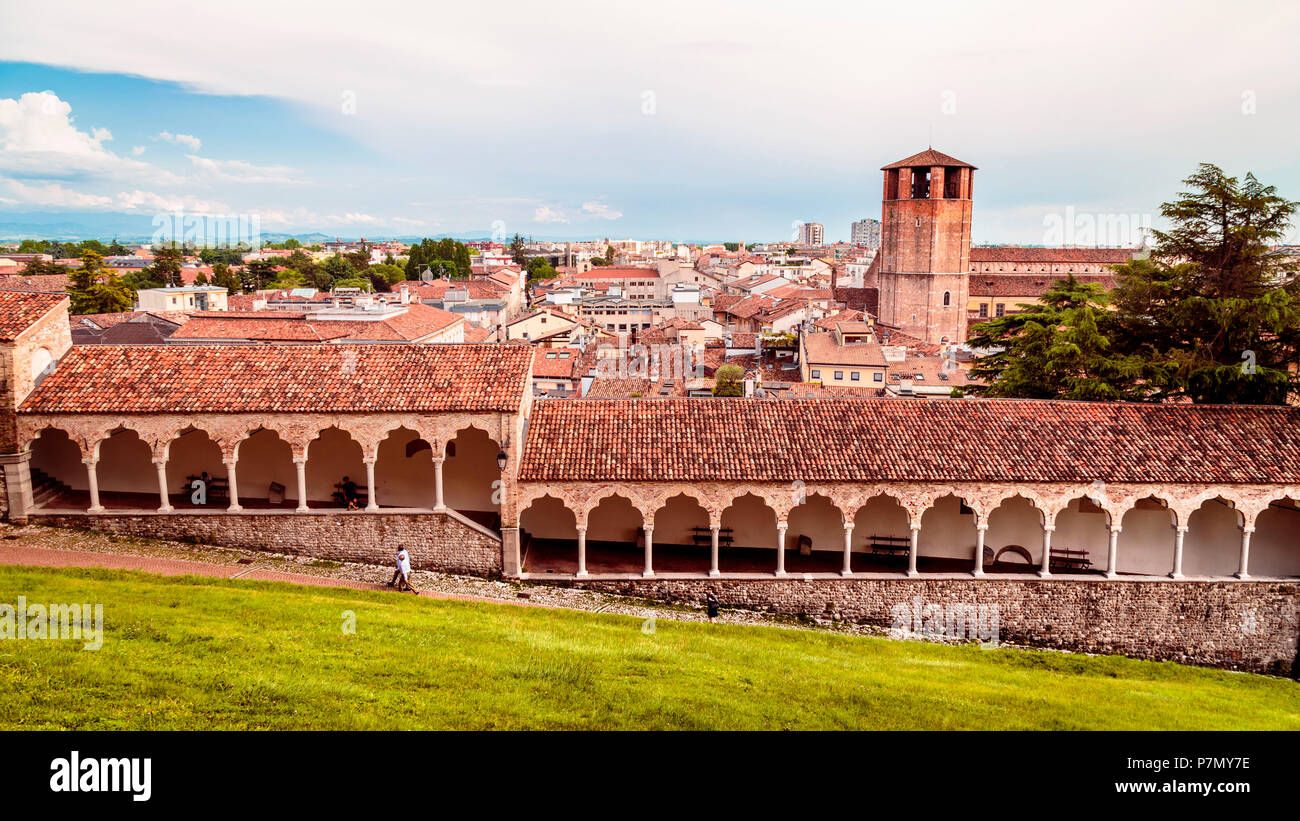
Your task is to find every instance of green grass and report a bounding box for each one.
[1,565,1296,729]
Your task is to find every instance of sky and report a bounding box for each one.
[0,0,1298,244]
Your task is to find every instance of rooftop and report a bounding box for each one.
[518,398,1300,484]
[20,344,531,414]
[0,291,67,342]
[881,148,977,170]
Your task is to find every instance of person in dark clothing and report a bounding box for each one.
[705,589,720,622]
[341,475,359,506]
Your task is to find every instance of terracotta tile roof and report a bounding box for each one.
[20,344,531,413]
[814,309,866,331]
[519,398,1300,484]
[802,333,887,367]
[170,304,462,342]
[881,148,976,170]
[0,274,71,294]
[968,273,1116,298]
[0,291,67,342]
[532,348,584,379]
[969,247,1137,264]
[577,267,660,279]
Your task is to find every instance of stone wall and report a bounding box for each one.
[570,576,1299,675]
[32,511,503,577]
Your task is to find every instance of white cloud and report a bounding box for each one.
[533,205,569,223]
[1,179,112,208]
[155,130,202,151]
[115,189,230,213]
[131,145,146,156]
[581,200,623,220]
[324,212,378,224]
[186,154,297,184]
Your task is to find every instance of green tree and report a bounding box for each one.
[524,257,557,282]
[1109,163,1299,404]
[967,276,1145,400]
[67,251,135,315]
[369,262,407,285]
[509,234,527,268]
[713,364,745,396]
[211,262,242,294]
[148,246,184,287]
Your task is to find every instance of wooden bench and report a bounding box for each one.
[691,526,734,547]
[181,474,229,501]
[1050,547,1093,571]
[869,535,911,557]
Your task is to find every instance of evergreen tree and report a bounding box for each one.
[67,251,135,315]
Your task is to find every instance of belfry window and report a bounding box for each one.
[942,291,951,307]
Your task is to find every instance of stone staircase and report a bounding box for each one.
[29,468,71,508]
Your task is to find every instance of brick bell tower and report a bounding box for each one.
[876,148,975,345]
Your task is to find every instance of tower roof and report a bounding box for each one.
[881,148,976,170]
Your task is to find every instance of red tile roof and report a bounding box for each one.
[881,148,976,170]
[21,344,531,413]
[518,398,1300,484]
[969,247,1137,264]
[0,291,67,342]
[968,274,1116,297]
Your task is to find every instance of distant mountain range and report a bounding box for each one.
[0,211,659,245]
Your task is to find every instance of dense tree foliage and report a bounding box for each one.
[968,163,1299,404]
[66,251,134,315]
[405,238,472,280]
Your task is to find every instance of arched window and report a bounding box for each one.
[30,347,54,387]
[942,291,951,307]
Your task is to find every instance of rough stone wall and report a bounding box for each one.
[33,511,503,577]
[571,576,1299,675]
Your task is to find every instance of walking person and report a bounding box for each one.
[395,547,418,594]
[705,588,720,623]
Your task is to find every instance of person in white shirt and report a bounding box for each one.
[395,547,418,593]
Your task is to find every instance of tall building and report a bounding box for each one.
[875,148,975,345]
[797,222,824,246]
[850,218,881,249]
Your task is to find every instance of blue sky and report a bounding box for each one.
[1,0,1298,244]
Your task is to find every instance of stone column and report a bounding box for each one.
[1171,524,1188,579]
[152,457,173,513]
[576,525,588,578]
[973,523,987,577]
[907,524,920,577]
[775,521,788,577]
[642,524,654,578]
[841,524,854,576]
[1107,525,1121,579]
[363,456,379,511]
[1235,526,1254,580]
[83,458,103,513]
[432,456,446,511]
[709,524,721,577]
[1038,525,1055,577]
[223,457,242,512]
[0,450,34,521]
[293,456,309,512]
[501,526,521,577]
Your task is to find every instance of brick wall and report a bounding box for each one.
[32,511,503,577]
[570,576,1299,675]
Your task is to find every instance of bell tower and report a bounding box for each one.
[876,148,975,345]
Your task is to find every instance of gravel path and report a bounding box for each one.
[0,522,892,638]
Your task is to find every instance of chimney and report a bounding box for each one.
[399,283,410,305]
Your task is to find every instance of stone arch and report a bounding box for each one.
[1248,494,1300,578]
[651,492,713,573]
[305,426,366,508]
[165,427,226,509]
[443,425,502,524]
[850,492,911,569]
[232,427,297,507]
[519,493,578,574]
[1052,494,1113,573]
[985,494,1046,573]
[375,425,436,509]
[918,492,979,571]
[786,492,845,571]
[720,492,779,564]
[585,493,645,572]
[1182,495,1243,578]
[95,427,155,502]
[1117,495,1177,576]
[27,427,87,508]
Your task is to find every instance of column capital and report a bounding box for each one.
[1175,525,1190,534]
[292,456,308,466]
[709,523,720,532]
[575,524,587,534]
[909,523,922,532]
[1241,525,1256,534]
[431,454,446,464]
[1043,524,1056,533]
[362,455,377,466]
[976,523,989,532]
[1109,525,1123,534]
[222,456,238,466]
[81,457,98,467]
[151,456,167,467]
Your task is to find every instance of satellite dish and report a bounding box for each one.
[421,267,434,283]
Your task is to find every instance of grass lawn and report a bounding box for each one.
[1,565,1296,730]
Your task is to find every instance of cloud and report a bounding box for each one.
[186,154,297,184]
[131,146,146,156]
[0,91,172,183]
[533,205,569,224]
[324,212,378,224]
[155,130,202,151]
[115,189,230,213]
[1,179,113,208]
[581,200,623,220]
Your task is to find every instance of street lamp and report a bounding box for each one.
[496,449,508,471]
